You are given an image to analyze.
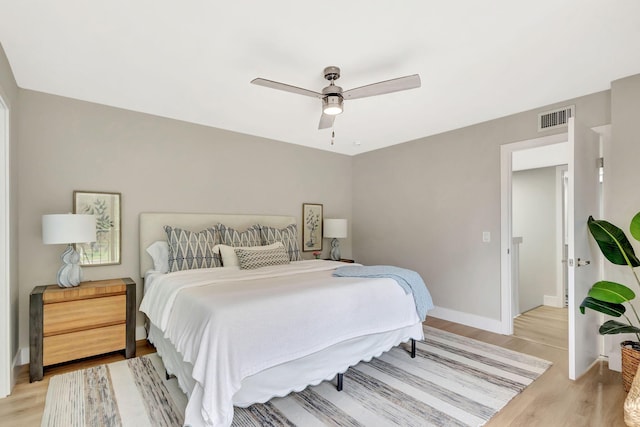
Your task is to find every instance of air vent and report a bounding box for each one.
[537,105,575,131]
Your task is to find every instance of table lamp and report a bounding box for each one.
[42,214,96,287]
[323,218,347,261]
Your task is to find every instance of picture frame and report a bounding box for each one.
[73,191,121,266]
[302,203,323,252]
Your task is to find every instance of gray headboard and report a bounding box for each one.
[139,212,297,277]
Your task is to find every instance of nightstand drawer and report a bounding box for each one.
[43,294,126,336]
[43,323,126,366]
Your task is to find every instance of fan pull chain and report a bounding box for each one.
[331,130,335,146]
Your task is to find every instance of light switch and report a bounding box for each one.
[482,231,491,243]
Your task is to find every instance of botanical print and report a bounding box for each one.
[74,191,121,265]
[302,203,322,252]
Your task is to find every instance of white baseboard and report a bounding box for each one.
[10,350,19,391]
[428,306,504,335]
[16,326,149,367]
[543,295,563,308]
[608,344,622,372]
[136,325,147,341]
[17,347,28,366]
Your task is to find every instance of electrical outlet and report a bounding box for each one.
[482,231,491,243]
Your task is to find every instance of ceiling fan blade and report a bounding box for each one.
[343,74,421,100]
[318,112,335,129]
[251,78,322,98]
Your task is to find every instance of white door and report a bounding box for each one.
[567,117,601,380]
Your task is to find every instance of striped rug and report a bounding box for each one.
[42,326,551,427]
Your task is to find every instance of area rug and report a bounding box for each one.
[42,326,551,427]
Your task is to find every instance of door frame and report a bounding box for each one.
[554,165,569,309]
[0,92,9,397]
[500,132,569,335]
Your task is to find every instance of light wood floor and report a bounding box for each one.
[0,322,627,426]
[0,340,156,426]
[427,317,626,427]
[514,305,569,350]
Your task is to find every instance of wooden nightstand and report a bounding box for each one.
[29,277,136,382]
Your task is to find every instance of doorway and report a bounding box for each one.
[511,159,569,349]
[500,120,604,380]
[500,132,569,337]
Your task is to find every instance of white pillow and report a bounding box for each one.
[146,240,170,273]
[215,242,284,267]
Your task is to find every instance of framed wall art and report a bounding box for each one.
[73,191,121,266]
[302,203,323,252]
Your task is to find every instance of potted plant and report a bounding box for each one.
[580,211,640,391]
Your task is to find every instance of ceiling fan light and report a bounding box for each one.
[323,95,343,115]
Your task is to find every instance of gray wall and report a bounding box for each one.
[352,90,610,322]
[0,43,20,382]
[512,166,558,313]
[608,74,640,265]
[16,90,353,353]
[602,73,640,368]
[9,62,640,364]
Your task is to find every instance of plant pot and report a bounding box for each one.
[622,341,640,392]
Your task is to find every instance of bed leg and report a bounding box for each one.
[337,373,343,391]
[411,339,416,358]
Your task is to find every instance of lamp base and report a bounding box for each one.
[330,238,341,261]
[56,244,83,287]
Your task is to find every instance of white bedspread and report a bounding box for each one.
[140,260,421,427]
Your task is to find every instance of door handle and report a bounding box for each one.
[576,258,591,267]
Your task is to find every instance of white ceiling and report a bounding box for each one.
[1,1,639,155]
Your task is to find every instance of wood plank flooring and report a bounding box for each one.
[426,317,626,427]
[0,321,627,426]
[514,305,568,350]
[0,340,155,426]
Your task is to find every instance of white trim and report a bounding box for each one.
[428,306,504,335]
[543,295,563,307]
[16,348,28,367]
[500,133,568,336]
[0,93,9,398]
[555,165,568,308]
[11,351,20,377]
[136,325,147,341]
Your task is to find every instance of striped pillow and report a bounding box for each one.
[235,244,290,270]
[259,224,303,261]
[164,226,221,272]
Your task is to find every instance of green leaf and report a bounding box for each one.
[631,212,640,243]
[588,281,636,304]
[588,216,640,267]
[599,320,640,335]
[579,296,625,317]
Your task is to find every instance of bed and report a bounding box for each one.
[138,212,431,427]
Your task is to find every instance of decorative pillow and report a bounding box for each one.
[215,242,283,267]
[145,240,169,273]
[259,224,303,261]
[235,244,290,270]
[217,224,262,247]
[164,226,221,272]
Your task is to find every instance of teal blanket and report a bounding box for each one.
[333,265,434,320]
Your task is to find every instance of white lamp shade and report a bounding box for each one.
[323,218,348,239]
[42,214,97,244]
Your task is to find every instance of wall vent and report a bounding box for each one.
[537,105,575,132]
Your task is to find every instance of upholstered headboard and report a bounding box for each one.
[139,212,297,277]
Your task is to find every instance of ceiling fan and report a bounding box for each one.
[251,66,421,129]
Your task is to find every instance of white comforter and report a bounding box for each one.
[140,260,420,427]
